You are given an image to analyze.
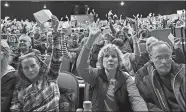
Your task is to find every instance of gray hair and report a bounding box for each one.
[97,44,124,69]
[1,39,11,56]
[146,36,159,52]
[148,41,172,55]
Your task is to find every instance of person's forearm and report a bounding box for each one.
[61,35,69,59]
[109,22,116,35]
[76,44,92,81]
[126,76,148,111]
[131,40,141,61]
[48,32,62,79]
[76,39,97,85]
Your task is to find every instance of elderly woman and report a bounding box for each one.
[10,15,62,112]
[76,27,148,112]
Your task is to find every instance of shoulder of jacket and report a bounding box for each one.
[136,62,152,79]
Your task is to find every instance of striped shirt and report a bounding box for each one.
[10,32,62,112]
[61,36,77,62]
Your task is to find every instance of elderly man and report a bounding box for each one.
[10,34,41,69]
[135,41,185,111]
[137,37,185,70]
[1,40,17,112]
[136,36,159,70]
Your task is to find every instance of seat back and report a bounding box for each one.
[57,71,79,108]
[84,82,90,101]
[139,43,146,52]
[60,56,71,72]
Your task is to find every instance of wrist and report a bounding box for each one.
[85,43,92,50]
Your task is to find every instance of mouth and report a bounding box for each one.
[160,66,169,68]
[108,63,115,66]
[29,73,36,77]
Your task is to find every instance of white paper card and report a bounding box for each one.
[168,33,175,44]
[33,9,52,24]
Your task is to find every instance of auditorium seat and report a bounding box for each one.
[57,71,79,108]
[60,56,71,72]
[84,82,90,101]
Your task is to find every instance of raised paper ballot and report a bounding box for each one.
[33,9,52,24]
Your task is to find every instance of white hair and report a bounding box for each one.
[146,36,159,52]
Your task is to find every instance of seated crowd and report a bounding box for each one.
[1,12,186,112]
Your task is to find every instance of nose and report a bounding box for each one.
[108,55,113,60]
[28,67,33,72]
[161,58,167,63]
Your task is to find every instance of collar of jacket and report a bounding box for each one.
[98,68,128,92]
[147,61,184,111]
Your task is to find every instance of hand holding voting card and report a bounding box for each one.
[168,33,175,45]
[33,9,53,24]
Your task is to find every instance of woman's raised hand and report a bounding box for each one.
[86,26,101,48]
[51,15,59,32]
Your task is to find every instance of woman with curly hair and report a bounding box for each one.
[76,27,148,112]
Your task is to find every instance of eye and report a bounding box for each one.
[111,54,117,58]
[104,54,109,58]
[23,66,29,70]
[31,64,36,68]
[156,56,162,60]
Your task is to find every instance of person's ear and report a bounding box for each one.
[149,54,153,62]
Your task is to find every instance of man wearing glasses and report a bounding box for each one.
[135,41,185,111]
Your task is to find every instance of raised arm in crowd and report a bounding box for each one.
[10,15,62,112]
[76,26,148,112]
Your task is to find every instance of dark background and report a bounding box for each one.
[1,1,186,21]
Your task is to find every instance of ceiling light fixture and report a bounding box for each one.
[120,1,124,6]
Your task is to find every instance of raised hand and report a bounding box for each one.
[86,26,101,48]
[51,15,59,32]
[131,33,139,43]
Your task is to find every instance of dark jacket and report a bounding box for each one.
[135,61,185,111]
[77,46,148,112]
[1,66,17,112]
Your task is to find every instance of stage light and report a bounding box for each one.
[4,2,9,7]
[120,1,124,6]
[43,4,47,8]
